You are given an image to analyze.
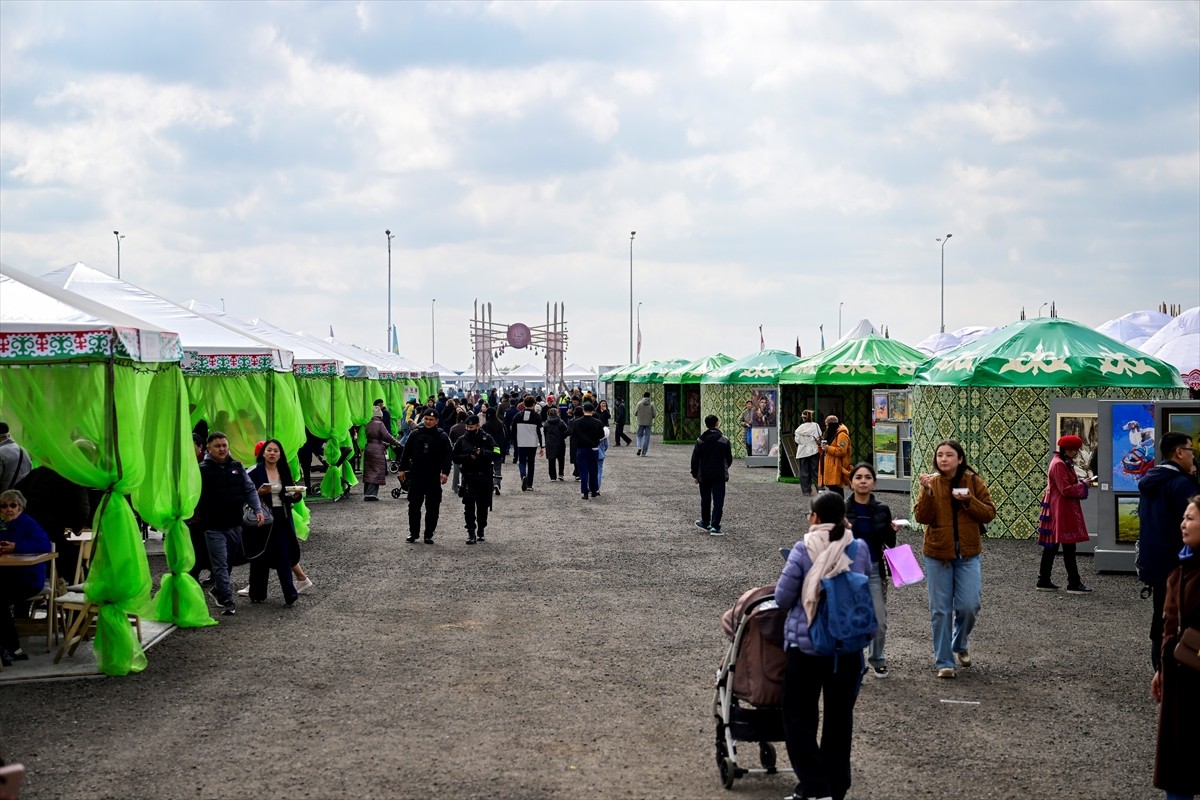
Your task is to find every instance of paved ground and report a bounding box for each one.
[0,435,1163,799]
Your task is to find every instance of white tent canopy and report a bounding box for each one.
[830,318,878,349]
[427,362,461,378]
[951,326,998,346]
[916,332,961,356]
[504,362,544,378]
[1,264,181,363]
[1097,310,1173,348]
[42,263,291,372]
[563,362,597,380]
[1139,307,1199,389]
[185,301,343,375]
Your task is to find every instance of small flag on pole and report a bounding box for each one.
[795,337,802,358]
[759,325,765,351]
[636,322,642,364]
[820,324,825,351]
[391,325,399,355]
[329,324,335,338]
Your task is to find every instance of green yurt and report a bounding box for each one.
[663,353,734,444]
[702,349,803,460]
[779,334,928,486]
[628,359,689,436]
[599,363,639,416]
[911,317,1188,538]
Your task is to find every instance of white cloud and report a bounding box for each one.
[568,93,620,141]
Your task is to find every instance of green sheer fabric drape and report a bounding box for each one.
[135,367,213,628]
[296,375,351,499]
[272,372,311,539]
[185,372,311,538]
[0,361,156,676]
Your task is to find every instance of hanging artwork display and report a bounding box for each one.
[1110,403,1155,492]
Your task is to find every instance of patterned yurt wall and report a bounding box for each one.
[646,383,666,435]
[910,384,1188,539]
[779,385,875,470]
[701,383,768,459]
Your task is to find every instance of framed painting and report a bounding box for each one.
[1115,495,1140,544]
[874,424,898,453]
[875,452,897,477]
[1110,403,1155,492]
[1055,412,1099,481]
[873,391,889,421]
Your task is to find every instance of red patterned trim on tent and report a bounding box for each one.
[294,362,340,376]
[181,350,280,374]
[0,329,113,360]
[1182,369,1200,390]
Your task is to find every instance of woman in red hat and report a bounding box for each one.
[1036,434,1093,593]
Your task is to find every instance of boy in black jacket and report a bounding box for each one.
[691,415,733,536]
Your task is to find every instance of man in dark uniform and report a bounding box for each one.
[196,432,264,615]
[451,415,502,545]
[398,408,452,544]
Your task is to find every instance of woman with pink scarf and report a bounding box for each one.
[774,491,871,800]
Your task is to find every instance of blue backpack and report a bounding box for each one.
[809,540,877,656]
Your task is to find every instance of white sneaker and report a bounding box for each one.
[295,577,314,594]
[236,586,251,597]
[938,667,957,679]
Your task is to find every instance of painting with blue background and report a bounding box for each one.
[1110,402,1155,492]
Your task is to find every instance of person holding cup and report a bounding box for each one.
[914,440,996,678]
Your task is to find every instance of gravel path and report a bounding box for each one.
[0,436,1161,799]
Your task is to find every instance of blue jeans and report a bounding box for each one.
[597,459,605,489]
[636,425,651,454]
[925,555,981,669]
[204,527,238,607]
[867,561,888,667]
[577,448,599,495]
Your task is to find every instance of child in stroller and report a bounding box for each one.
[712,584,788,790]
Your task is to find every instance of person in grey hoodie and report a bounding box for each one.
[0,422,31,492]
[634,392,656,456]
[690,415,733,535]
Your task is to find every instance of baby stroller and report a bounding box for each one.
[389,473,409,499]
[712,584,788,790]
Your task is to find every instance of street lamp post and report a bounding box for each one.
[1039,302,1050,318]
[936,233,953,333]
[431,298,437,364]
[385,229,395,351]
[636,302,643,364]
[629,231,636,363]
[113,231,125,279]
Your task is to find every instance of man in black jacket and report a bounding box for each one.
[398,408,453,544]
[612,399,632,447]
[451,416,502,545]
[691,415,733,536]
[196,432,264,615]
[571,402,607,499]
[1137,431,1198,669]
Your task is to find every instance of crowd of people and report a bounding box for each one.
[1,394,1197,800]
[764,427,1197,800]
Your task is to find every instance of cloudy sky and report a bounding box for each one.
[1,1,1197,373]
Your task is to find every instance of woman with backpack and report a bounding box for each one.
[774,491,872,800]
[848,462,899,678]
[914,439,996,678]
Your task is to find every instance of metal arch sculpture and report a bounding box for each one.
[469,300,569,392]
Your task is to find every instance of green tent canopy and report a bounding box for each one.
[781,335,927,385]
[913,317,1185,389]
[702,349,803,384]
[628,358,689,384]
[665,353,734,384]
[598,363,637,382]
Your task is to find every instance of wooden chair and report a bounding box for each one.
[12,543,58,654]
[54,535,142,664]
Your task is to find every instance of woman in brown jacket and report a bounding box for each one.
[914,440,996,678]
[818,416,852,496]
[363,406,401,501]
[1150,494,1200,799]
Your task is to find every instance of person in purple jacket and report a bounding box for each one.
[774,491,871,800]
[0,489,53,666]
